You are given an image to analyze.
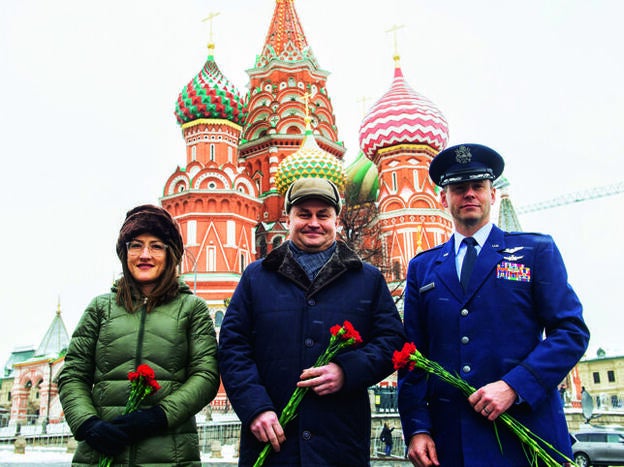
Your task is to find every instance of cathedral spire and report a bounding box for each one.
[495,177,523,232]
[36,302,70,357]
[255,0,319,68]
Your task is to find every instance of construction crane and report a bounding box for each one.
[514,180,624,214]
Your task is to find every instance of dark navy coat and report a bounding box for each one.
[398,225,589,466]
[219,241,405,466]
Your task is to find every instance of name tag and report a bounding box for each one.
[419,282,435,293]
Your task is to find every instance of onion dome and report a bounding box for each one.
[275,120,347,196]
[345,151,379,204]
[175,51,247,126]
[359,58,449,160]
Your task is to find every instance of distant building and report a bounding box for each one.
[1,302,69,428]
[577,348,624,410]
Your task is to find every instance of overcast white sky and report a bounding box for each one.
[1,0,622,364]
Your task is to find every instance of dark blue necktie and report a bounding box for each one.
[460,237,478,292]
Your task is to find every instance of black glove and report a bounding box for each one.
[75,416,130,457]
[112,405,168,443]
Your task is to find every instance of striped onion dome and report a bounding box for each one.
[275,121,347,196]
[174,51,247,126]
[359,58,449,160]
[345,151,379,204]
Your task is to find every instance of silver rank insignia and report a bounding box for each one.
[455,145,472,164]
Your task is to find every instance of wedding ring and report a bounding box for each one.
[483,407,490,414]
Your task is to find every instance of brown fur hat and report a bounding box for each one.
[115,204,184,263]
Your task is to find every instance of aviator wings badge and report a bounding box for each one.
[502,246,524,254]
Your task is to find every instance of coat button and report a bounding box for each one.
[307,299,316,306]
[461,308,469,316]
[304,338,314,347]
[462,365,471,374]
[461,336,470,344]
[302,430,312,440]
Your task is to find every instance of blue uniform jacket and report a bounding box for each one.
[219,241,406,466]
[398,225,589,466]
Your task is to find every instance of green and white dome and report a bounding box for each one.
[275,127,346,196]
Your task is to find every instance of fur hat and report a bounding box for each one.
[116,204,184,262]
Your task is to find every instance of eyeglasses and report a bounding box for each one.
[126,240,168,257]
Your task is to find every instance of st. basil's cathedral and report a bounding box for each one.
[163,0,452,322]
[2,0,543,428]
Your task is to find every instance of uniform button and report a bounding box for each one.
[302,430,312,440]
[461,309,469,316]
[462,365,471,374]
[461,336,470,344]
[304,338,314,347]
[307,299,316,306]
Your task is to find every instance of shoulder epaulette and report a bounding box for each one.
[504,230,549,238]
[415,243,445,258]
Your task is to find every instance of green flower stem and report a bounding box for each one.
[98,377,156,467]
[409,352,574,467]
[253,336,355,467]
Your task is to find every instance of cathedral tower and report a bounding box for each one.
[163,37,260,315]
[359,53,453,288]
[240,0,346,251]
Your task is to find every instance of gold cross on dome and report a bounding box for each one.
[356,96,371,116]
[385,23,405,58]
[202,12,221,49]
[301,89,316,118]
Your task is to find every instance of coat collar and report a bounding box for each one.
[263,241,362,296]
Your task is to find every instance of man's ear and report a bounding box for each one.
[440,189,448,208]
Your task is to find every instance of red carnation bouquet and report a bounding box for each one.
[393,342,574,467]
[99,363,161,467]
[254,320,363,467]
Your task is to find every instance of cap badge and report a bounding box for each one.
[455,145,472,164]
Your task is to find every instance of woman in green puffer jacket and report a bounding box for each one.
[58,204,219,466]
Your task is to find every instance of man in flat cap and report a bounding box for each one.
[219,177,405,466]
[398,143,589,466]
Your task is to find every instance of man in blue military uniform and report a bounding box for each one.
[398,143,590,466]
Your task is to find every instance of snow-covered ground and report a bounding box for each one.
[0,444,239,465]
[0,446,72,466]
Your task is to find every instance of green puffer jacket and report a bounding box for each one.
[58,280,219,466]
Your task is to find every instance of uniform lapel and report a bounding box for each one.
[432,236,464,302]
[464,226,506,296]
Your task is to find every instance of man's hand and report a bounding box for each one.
[297,362,344,396]
[407,433,440,467]
[468,380,517,421]
[250,411,286,452]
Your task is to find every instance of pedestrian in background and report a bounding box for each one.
[398,144,590,466]
[380,422,395,456]
[59,204,219,466]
